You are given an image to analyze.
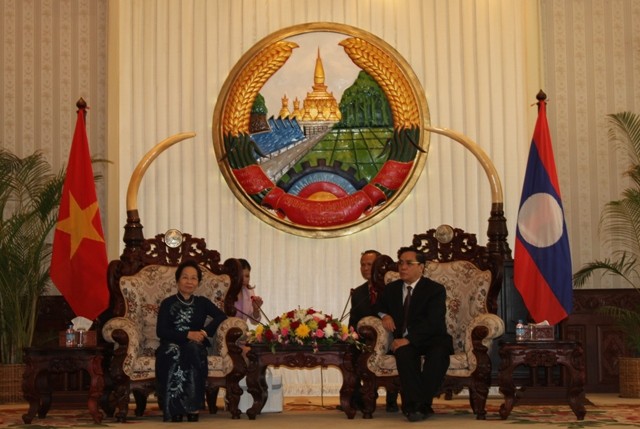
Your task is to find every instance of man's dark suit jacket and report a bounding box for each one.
[376,276,453,353]
[348,281,376,330]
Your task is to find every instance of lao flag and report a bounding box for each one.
[50,100,109,321]
[514,92,573,326]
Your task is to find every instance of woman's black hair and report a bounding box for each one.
[175,259,202,282]
[239,258,251,271]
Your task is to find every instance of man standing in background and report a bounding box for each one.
[348,249,399,412]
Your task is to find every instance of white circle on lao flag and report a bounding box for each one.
[517,192,564,248]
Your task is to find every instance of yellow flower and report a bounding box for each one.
[295,323,311,339]
[307,320,318,330]
[279,317,291,329]
[340,324,349,336]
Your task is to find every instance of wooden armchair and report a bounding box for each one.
[102,231,246,421]
[357,225,508,420]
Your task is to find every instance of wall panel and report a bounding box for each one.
[540,0,640,289]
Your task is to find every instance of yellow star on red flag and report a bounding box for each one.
[55,193,105,258]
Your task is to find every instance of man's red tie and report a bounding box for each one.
[401,285,412,335]
[369,287,377,304]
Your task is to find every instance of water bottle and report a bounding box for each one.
[515,319,526,342]
[65,324,76,347]
[76,328,86,347]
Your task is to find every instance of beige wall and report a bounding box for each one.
[0,0,109,252]
[540,0,640,288]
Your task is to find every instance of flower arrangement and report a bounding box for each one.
[246,307,362,352]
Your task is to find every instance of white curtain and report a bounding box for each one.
[109,0,539,395]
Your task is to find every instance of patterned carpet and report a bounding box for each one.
[283,399,640,427]
[1,397,639,428]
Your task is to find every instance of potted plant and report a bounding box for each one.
[573,111,640,397]
[0,150,66,402]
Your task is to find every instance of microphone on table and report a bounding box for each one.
[339,289,373,323]
[233,306,263,325]
[338,289,354,323]
[250,295,272,323]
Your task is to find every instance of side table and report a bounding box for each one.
[498,340,586,420]
[245,343,358,420]
[22,346,106,424]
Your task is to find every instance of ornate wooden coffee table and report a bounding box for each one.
[245,343,358,419]
[21,346,106,424]
[498,340,586,420]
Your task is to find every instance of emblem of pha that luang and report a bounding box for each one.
[215,26,428,238]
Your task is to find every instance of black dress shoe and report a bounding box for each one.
[418,404,434,415]
[170,414,183,422]
[386,402,399,413]
[187,413,199,422]
[405,411,427,422]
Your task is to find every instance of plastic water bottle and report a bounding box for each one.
[515,319,526,341]
[65,324,76,347]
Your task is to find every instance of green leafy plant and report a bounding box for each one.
[573,111,640,357]
[0,150,65,364]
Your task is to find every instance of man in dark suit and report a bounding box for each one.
[376,246,453,422]
[348,250,399,412]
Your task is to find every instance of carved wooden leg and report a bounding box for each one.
[498,363,516,419]
[470,360,490,420]
[21,361,41,424]
[113,381,131,422]
[206,387,219,414]
[565,346,586,420]
[357,351,376,419]
[132,389,148,417]
[338,351,357,419]
[86,356,105,423]
[245,353,267,420]
[225,374,244,419]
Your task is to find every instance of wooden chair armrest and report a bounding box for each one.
[102,317,139,352]
[213,317,248,358]
[357,316,391,354]
[466,313,505,352]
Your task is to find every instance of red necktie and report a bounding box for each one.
[401,285,412,335]
[369,287,377,304]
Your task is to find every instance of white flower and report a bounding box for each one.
[323,324,335,338]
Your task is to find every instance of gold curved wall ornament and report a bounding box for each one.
[213,22,430,238]
[126,132,196,213]
[425,126,503,204]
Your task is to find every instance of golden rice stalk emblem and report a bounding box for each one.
[339,37,419,129]
[223,41,299,135]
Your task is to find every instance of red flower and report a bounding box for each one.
[265,329,275,341]
[318,320,327,329]
[290,320,301,330]
[306,308,316,315]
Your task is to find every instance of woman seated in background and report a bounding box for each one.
[155,259,227,422]
[234,258,263,324]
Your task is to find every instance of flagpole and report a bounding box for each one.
[536,89,547,110]
[77,97,88,119]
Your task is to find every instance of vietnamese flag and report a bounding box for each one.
[513,91,573,326]
[50,100,109,320]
